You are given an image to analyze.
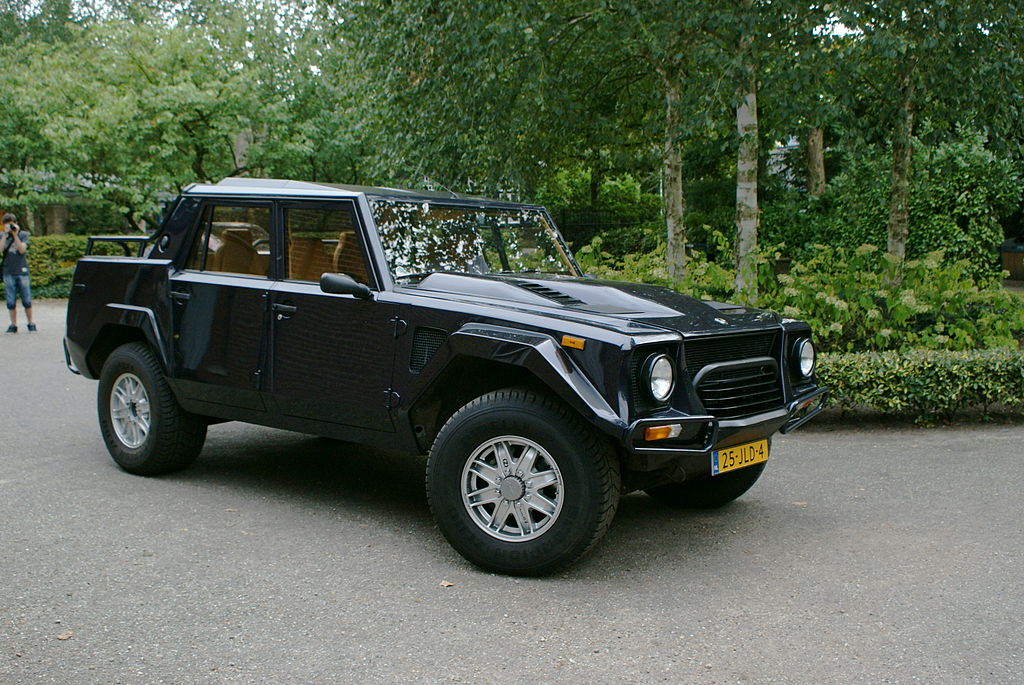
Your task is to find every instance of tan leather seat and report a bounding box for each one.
[332,232,370,284]
[219,228,261,275]
[289,236,334,281]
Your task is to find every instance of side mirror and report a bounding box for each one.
[320,272,373,300]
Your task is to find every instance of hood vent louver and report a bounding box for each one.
[509,279,585,307]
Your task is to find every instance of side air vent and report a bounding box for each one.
[509,279,585,306]
[410,327,447,371]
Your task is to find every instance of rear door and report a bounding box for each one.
[169,201,274,411]
[267,200,398,432]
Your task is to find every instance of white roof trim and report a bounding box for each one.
[185,178,363,199]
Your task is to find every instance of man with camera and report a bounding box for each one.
[2,213,35,333]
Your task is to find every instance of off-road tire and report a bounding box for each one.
[645,461,767,509]
[427,388,620,576]
[97,343,206,475]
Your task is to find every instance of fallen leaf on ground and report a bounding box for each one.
[440,581,455,588]
[56,631,73,641]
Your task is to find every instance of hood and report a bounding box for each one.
[407,272,780,335]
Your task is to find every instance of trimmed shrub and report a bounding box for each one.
[819,348,1024,420]
[1,235,121,299]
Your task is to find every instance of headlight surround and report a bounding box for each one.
[643,353,676,403]
[794,338,816,378]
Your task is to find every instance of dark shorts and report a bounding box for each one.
[3,273,31,309]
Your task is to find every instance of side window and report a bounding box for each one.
[284,205,371,285]
[186,205,272,277]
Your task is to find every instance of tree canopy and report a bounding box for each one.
[0,0,1020,277]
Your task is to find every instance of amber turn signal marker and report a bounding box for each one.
[561,335,586,350]
[643,424,683,441]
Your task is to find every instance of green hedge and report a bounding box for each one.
[0,235,122,299]
[819,347,1024,420]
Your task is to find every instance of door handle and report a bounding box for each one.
[272,302,297,320]
[170,290,191,302]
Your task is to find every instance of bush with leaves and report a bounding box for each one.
[759,244,1024,352]
[761,131,1021,278]
[0,235,121,299]
[536,167,662,258]
[575,236,736,302]
[579,236,1024,353]
[819,348,1024,420]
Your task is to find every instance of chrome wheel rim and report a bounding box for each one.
[461,435,563,542]
[110,372,151,449]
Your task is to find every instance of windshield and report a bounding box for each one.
[370,200,578,280]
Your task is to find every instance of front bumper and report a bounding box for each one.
[621,385,828,475]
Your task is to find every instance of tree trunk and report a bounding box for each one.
[734,59,759,298]
[663,81,686,283]
[589,165,602,207]
[44,204,69,235]
[21,207,37,236]
[806,127,826,196]
[233,130,253,175]
[887,67,915,262]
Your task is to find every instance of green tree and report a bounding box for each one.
[836,1,1024,264]
[7,0,325,228]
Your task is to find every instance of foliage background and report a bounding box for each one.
[1,1,1022,419]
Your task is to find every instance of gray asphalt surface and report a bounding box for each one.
[2,300,1022,684]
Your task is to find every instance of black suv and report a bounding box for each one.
[65,178,826,575]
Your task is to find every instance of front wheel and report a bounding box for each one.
[97,343,206,475]
[645,461,767,509]
[427,388,620,575]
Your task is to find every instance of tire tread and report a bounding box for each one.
[427,387,620,575]
[98,343,206,475]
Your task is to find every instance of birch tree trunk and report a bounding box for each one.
[806,127,826,196]
[887,66,915,262]
[664,81,686,283]
[734,60,759,297]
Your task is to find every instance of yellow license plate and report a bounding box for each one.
[711,439,768,476]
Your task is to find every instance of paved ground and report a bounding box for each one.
[2,301,1022,684]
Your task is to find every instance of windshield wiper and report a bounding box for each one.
[394,271,435,282]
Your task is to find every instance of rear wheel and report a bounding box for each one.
[645,461,766,509]
[427,388,620,575]
[97,343,206,475]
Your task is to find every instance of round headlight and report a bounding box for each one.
[644,354,675,403]
[795,339,816,378]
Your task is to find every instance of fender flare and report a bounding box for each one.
[441,323,627,438]
[99,303,172,374]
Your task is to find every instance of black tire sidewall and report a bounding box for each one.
[428,393,611,574]
[97,344,170,473]
[647,461,767,509]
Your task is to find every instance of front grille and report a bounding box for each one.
[410,327,447,371]
[696,361,783,419]
[684,331,783,419]
[683,331,776,377]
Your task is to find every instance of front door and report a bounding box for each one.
[268,201,397,432]
[170,201,274,411]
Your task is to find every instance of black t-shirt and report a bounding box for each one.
[2,230,29,276]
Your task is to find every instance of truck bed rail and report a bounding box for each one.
[85,235,150,257]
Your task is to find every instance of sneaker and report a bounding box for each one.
[4,325,15,334]
[27,323,37,332]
